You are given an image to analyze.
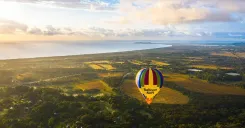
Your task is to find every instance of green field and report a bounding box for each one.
[165,73,245,95]
[122,80,189,104]
[75,80,113,93]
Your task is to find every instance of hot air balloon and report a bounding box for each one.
[135,68,164,104]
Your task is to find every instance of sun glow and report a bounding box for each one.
[0,2,23,21]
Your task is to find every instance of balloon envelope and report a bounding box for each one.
[135,68,164,104]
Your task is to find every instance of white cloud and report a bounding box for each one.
[0,19,28,34]
[115,0,245,25]
[4,0,117,11]
[28,27,43,35]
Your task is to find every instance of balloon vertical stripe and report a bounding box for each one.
[155,70,161,87]
[144,69,149,85]
[154,69,164,88]
[152,70,157,85]
[140,69,147,87]
[136,69,144,88]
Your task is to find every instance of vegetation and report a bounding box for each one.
[75,80,112,93]
[0,45,245,127]
[88,64,104,70]
[165,73,245,95]
[151,60,170,66]
[190,64,233,70]
[122,80,189,104]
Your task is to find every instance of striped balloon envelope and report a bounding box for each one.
[135,68,164,104]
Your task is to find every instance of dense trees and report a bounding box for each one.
[0,86,245,128]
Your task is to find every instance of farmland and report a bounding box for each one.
[0,45,245,127]
[75,80,112,93]
[122,80,189,104]
[88,64,103,70]
[211,52,237,58]
[87,63,116,70]
[190,65,233,70]
[164,73,245,95]
[98,72,124,77]
[99,64,115,70]
[151,60,170,66]
[130,60,146,65]
[211,52,245,58]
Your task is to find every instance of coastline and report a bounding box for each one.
[0,44,172,61]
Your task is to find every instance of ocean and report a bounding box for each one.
[0,41,171,60]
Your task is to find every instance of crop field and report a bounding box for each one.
[211,52,237,58]
[183,58,203,62]
[98,72,124,77]
[88,64,103,70]
[75,80,112,93]
[236,52,245,58]
[115,62,124,64]
[16,72,32,80]
[121,80,189,104]
[190,65,233,70]
[99,64,115,70]
[151,60,170,66]
[130,60,146,65]
[210,52,245,58]
[187,57,203,60]
[84,60,110,64]
[164,73,245,95]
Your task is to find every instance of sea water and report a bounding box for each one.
[0,41,171,60]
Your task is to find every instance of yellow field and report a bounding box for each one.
[88,64,103,70]
[84,60,110,64]
[183,58,203,62]
[187,57,203,60]
[130,60,146,65]
[211,52,237,58]
[16,72,32,80]
[164,73,245,95]
[190,65,233,70]
[151,60,170,66]
[210,52,245,58]
[236,52,245,58]
[115,62,124,64]
[75,80,112,92]
[98,72,124,77]
[99,64,115,70]
[122,80,189,104]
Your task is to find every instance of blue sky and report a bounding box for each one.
[0,0,245,41]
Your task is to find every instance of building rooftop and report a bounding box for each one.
[188,69,202,72]
[225,73,240,76]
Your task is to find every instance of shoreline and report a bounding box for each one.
[0,45,172,61]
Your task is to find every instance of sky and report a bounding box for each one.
[0,0,245,41]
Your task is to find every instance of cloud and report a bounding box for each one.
[0,19,214,39]
[0,19,28,34]
[28,25,87,36]
[215,0,245,13]
[43,25,63,36]
[115,0,245,25]
[83,26,212,38]
[28,27,43,35]
[5,0,118,11]
[28,25,62,36]
[213,32,245,39]
[26,25,213,38]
